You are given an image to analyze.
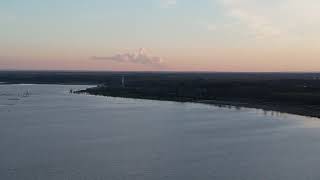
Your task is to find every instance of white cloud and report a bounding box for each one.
[219,0,320,40]
[92,48,164,66]
[220,0,282,39]
[207,24,217,31]
[162,0,177,8]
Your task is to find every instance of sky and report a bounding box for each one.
[1,0,320,72]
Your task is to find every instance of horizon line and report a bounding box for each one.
[0,69,320,74]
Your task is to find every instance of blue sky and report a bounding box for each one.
[1,0,320,71]
[1,0,223,48]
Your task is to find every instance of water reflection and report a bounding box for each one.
[1,84,320,180]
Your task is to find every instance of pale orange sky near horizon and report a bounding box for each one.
[1,0,320,72]
[1,46,320,72]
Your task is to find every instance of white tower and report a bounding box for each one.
[122,76,125,88]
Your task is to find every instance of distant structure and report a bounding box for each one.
[22,90,30,97]
[122,76,125,88]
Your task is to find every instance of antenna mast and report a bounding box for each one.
[122,76,125,88]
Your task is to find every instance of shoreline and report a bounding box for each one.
[198,100,320,119]
[1,82,318,118]
[77,90,320,119]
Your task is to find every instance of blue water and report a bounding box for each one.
[1,84,320,180]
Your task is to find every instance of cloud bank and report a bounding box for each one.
[92,48,163,66]
[219,0,320,40]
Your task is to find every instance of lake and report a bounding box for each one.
[1,84,320,180]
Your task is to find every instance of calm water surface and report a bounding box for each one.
[1,84,320,180]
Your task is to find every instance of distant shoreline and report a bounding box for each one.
[2,71,320,119]
[1,82,319,118]
[198,100,320,119]
[77,87,320,119]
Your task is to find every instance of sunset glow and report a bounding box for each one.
[1,0,320,71]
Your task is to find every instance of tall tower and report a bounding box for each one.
[122,76,125,88]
